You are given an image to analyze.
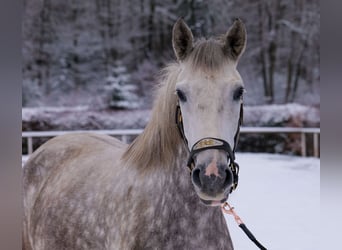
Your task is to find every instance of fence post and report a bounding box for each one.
[28,137,33,155]
[313,133,319,157]
[301,132,306,157]
[122,135,128,143]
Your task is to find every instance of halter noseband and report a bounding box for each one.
[175,102,243,193]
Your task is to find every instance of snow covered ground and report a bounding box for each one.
[225,153,320,250]
[22,153,319,249]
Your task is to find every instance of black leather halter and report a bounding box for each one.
[175,102,243,193]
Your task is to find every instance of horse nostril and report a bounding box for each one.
[192,166,233,192]
[223,169,233,189]
[192,168,202,187]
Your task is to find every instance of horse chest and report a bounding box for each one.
[126,206,233,250]
[115,174,234,250]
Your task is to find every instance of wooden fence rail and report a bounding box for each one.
[22,127,320,157]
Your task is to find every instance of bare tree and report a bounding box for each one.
[22,0,320,107]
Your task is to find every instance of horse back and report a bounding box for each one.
[22,133,126,250]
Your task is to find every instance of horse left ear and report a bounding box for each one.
[223,18,247,62]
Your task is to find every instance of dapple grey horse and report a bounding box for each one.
[23,18,246,249]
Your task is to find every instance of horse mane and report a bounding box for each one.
[122,63,186,172]
[187,38,229,73]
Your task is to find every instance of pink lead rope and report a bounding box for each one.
[221,202,267,250]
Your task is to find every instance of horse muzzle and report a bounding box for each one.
[191,159,233,204]
[186,137,240,205]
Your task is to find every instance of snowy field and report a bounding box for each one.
[226,153,320,250]
[22,153,320,249]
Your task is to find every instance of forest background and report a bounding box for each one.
[22,0,320,156]
[22,0,320,109]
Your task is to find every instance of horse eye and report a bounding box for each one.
[233,87,244,101]
[176,89,187,102]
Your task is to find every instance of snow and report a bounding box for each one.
[225,153,320,250]
[22,155,29,167]
[22,103,319,131]
[22,106,89,119]
[244,103,320,126]
[21,153,319,249]
[22,107,151,130]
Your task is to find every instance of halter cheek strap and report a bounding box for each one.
[175,105,188,146]
[175,102,243,193]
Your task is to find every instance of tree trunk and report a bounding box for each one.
[285,30,295,103]
[290,38,308,101]
[71,0,81,88]
[268,40,276,103]
[148,0,155,52]
[258,3,270,102]
[38,0,51,95]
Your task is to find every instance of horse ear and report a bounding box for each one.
[172,18,194,61]
[223,18,247,61]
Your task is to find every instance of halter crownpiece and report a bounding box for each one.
[175,101,243,193]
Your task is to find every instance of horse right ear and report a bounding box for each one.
[172,18,194,61]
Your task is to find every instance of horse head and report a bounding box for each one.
[172,18,246,206]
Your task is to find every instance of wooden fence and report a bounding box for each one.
[22,127,320,157]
